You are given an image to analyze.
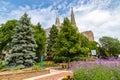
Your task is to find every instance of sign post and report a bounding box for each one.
[91,50,96,56]
[40,55,43,68]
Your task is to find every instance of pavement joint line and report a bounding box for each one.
[24,70,71,80]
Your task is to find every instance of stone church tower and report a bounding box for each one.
[71,7,76,27]
[70,7,94,41]
[55,8,60,27]
[45,7,94,41]
[45,8,60,37]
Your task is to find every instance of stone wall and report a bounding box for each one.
[81,30,94,41]
[0,69,50,80]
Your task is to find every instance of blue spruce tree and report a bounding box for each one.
[5,13,37,69]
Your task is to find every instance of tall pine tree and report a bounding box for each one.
[5,13,37,69]
[46,25,58,60]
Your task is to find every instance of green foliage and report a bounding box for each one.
[55,18,81,62]
[0,20,17,53]
[32,65,41,70]
[4,13,37,69]
[72,56,87,61]
[0,62,3,69]
[35,61,58,67]
[32,23,46,62]
[53,56,67,63]
[46,25,58,60]
[99,36,120,57]
[42,61,58,67]
[73,66,120,80]
[79,33,89,47]
[98,47,110,58]
[79,33,97,54]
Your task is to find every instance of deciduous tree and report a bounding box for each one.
[99,36,120,57]
[46,25,58,60]
[54,18,81,65]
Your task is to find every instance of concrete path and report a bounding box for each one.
[24,69,72,80]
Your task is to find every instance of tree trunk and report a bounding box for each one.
[68,58,70,69]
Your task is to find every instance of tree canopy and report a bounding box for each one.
[99,36,120,57]
[46,25,58,60]
[54,18,81,62]
[0,20,17,54]
[32,22,46,62]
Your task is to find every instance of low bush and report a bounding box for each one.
[0,62,3,69]
[32,66,41,70]
[71,56,88,61]
[53,56,67,63]
[35,61,58,68]
[43,61,58,67]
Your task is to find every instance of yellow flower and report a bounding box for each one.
[63,75,73,80]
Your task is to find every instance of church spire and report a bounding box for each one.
[55,8,60,27]
[71,7,76,27]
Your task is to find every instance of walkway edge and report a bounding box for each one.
[24,71,71,80]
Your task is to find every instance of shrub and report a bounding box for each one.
[72,57,80,61]
[53,56,67,63]
[0,62,4,69]
[32,66,41,70]
[72,56,87,61]
[35,61,58,68]
[43,61,57,67]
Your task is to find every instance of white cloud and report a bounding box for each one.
[0,5,56,29]
[0,0,120,42]
[81,10,111,25]
[74,0,120,41]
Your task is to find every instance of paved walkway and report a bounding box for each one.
[24,69,72,80]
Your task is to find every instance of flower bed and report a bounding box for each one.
[70,58,120,80]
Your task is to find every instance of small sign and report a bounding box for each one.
[91,50,96,55]
[119,55,120,57]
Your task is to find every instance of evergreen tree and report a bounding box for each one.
[46,25,58,60]
[4,13,37,69]
[54,18,81,64]
[32,23,46,62]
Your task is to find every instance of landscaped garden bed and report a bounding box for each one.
[70,59,120,80]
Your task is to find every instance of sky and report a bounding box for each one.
[0,0,120,42]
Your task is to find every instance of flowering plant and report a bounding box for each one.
[62,74,73,80]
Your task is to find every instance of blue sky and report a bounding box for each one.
[0,0,120,41]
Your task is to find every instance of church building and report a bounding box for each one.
[45,7,94,41]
